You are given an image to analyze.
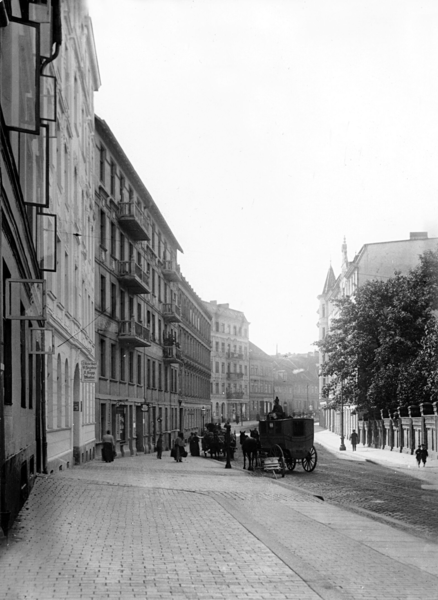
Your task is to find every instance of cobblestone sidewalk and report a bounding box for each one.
[1,453,437,600]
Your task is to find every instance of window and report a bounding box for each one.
[110,222,116,256]
[110,161,116,196]
[120,290,125,321]
[147,358,151,388]
[215,342,219,352]
[137,354,142,384]
[215,322,219,332]
[100,339,106,377]
[120,349,125,381]
[111,283,116,318]
[215,361,219,373]
[120,174,125,201]
[129,351,134,383]
[99,145,106,184]
[100,210,106,248]
[110,344,116,379]
[100,275,106,311]
[158,364,162,390]
[120,233,125,261]
[152,360,156,388]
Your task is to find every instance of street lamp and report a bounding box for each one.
[201,406,206,434]
[178,398,183,432]
[339,378,346,451]
[224,421,232,469]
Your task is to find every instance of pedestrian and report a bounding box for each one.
[173,431,186,462]
[189,432,200,456]
[349,429,358,451]
[155,434,163,459]
[102,430,115,463]
[415,444,428,467]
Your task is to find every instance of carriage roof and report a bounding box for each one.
[258,417,314,457]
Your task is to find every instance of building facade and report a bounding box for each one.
[318,233,438,429]
[43,1,100,472]
[0,0,96,531]
[179,277,211,435]
[272,353,319,418]
[248,342,273,421]
[204,301,249,424]
[94,116,185,457]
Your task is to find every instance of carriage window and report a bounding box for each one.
[275,422,282,434]
[293,421,305,437]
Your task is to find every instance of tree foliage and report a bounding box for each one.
[317,248,438,413]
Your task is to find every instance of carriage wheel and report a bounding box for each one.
[302,446,317,472]
[284,450,296,472]
[269,445,286,477]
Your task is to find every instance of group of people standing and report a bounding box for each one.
[155,431,201,461]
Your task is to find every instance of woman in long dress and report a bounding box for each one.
[102,430,115,463]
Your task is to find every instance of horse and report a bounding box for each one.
[242,436,260,471]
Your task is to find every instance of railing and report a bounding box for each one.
[226,352,244,360]
[118,201,151,239]
[162,303,181,320]
[226,372,244,380]
[226,391,244,399]
[118,260,150,287]
[163,345,182,362]
[118,319,151,345]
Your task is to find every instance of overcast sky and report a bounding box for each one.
[88,0,438,355]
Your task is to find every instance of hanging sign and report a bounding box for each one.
[82,361,97,382]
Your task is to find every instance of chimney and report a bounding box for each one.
[410,232,428,240]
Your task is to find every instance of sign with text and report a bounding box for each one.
[81,361,97,383]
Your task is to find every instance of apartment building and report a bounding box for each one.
[204,301,249,423]
[272,353,319,417]
[94,116,184,456]
[179,277,212,435]
[248,342,273,420]
[43,1,100,471]
[0,0,100,531]
[318,233,438,400]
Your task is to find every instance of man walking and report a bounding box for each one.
[349,429,358,451]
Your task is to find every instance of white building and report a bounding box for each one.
[44,1,100,470]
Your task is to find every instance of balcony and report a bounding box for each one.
[163,345,183,364]
[162,303,182,323]
[226,391,244,400]
[226,372,244,380]
[162,260,181,282]
[117,260,151,294]
[118,201,151,241]
[118,319,151,347]
[226,352,244,360]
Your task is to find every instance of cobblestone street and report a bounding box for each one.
[1,445,438,600]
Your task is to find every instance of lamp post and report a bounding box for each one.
[178,398,183,433]
[201,406,205,435]
[339,378,346,451]
[224,421,232,469]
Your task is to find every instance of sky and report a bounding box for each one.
[88,0,438,355]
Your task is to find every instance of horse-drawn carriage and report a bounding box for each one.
[248,417,317,477]
[202,424,236,459]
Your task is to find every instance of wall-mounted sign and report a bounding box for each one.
[81,360,97,382]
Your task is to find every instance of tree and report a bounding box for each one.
[317,248,438,414]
